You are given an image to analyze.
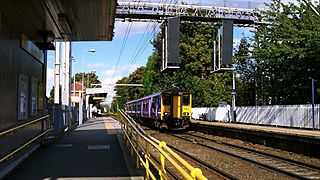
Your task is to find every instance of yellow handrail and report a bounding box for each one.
[0,115,50,136]
[118,109,207,180]
[0,129,50,163]
[0,115,51,163]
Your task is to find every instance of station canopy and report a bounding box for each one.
[11,0,117,44]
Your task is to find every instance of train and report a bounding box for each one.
[126,88,192,130]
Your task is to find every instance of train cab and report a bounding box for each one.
[161,89,192,129]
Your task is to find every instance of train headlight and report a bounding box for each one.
[164,112,170,116]
[183,112,189,116]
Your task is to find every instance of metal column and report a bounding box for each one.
[54,42,60,104]
[65,41,71,106]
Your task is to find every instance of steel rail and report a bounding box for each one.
[149,153,180,180]
[167,143,239,180]
[187,132,320,171]
[118,109,207,180]
[168,133,320,180]
[0,115,50,136]
[121,124,158,180]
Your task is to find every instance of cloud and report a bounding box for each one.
[281,0,300,5]
[114,21,160,37]
[102,69,121,77]
[233,39,241,47]
[87,63,109,68]
[101,76,123,104]
[46,67,54,97]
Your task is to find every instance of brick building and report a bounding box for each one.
[71,82,86,107]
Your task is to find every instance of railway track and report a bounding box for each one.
[168,132,320,180]
[142,127,237,179]
[167,143,239,180]
[149,153,180,180]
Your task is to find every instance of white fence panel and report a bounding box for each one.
[193,104,320,129]
[192,107,230,121]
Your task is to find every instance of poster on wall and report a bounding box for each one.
[38,83,44,111]
[30,78,38,116]
[18,74,29,120]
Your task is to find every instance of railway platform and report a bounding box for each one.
[4,116,144,180]
[190,120,320,158]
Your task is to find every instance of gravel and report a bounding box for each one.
[146,128,308,180]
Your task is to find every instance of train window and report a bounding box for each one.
[182,94,190,106]
[137,102,141,110]
[163,93,171,105]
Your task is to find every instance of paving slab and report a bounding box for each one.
[4,116,144,180]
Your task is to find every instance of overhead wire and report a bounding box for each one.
[108,22,132,85]
[122,22,152,76]
[106,21,132,104]
[122,22,160,77]
[120,0,179,78]
[121,22,155,77]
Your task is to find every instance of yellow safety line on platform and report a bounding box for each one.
[102,117,117,134]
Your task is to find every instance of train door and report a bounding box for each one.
[172,93,181,119]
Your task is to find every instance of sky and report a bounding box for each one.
[46,0,298,104]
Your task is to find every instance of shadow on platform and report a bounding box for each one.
[4,116,144,180]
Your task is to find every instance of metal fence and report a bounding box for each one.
[47,104,87,136]
[192,104,320,129]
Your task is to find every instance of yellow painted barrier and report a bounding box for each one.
[0,115,50,136]
[0,115,51,164]
[118,109,207,180]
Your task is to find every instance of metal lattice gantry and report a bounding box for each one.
[116,1,267,25]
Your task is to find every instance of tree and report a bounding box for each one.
[113,67,145,109]
[141,22,233,107]
[71,72,101,88]
[48,85,61,104]
[234,37,256,106]
[252,0,320,105]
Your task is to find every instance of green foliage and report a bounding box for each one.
[112,0,320,107]
[234,37,256,106]
[252,0,320,104]
[71,72,101,88]
[140,23,233,107]
[48,85,61,104]
[111,67,145,109]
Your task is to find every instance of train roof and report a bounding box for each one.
[126,88,188,104]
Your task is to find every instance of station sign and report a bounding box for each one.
[20,34,44,64]
[86,88,108,95]
[231,89,237,95]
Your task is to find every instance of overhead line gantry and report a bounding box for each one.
[116,2,267,26]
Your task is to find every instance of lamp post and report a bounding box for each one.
[87,70,96,88]
[71,57,76,107]
[87,70,96,119]
[79,49,95,125]
[231,71,236,122]
[82,49,96,95]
